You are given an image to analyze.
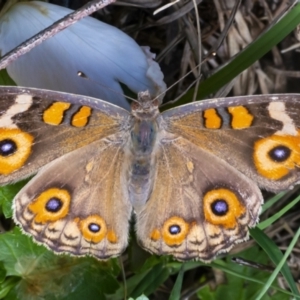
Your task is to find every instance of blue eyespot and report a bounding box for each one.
[45,198,63,212]
[0,139,17,156]
[88,223,101,233]
[211,199,228,216]
[169,224,181,235]
[268,145,291,162]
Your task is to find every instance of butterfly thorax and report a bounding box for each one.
[131,90,160,120]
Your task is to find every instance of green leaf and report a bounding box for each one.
[199,247,294,299]
[0,277,20,299]
[169,264,185,300]
[261,192,286,214]
[0,261,6,283]
[258,194,300,230]
[167,2,300,108]
[0,180,28,218]
[254,227,300,299]
[0,70,15,86]
[128,263,172,298]
[0,230,120,299]
[250,228,299,297]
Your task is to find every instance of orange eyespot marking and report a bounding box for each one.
[150,229,161,241]
[43,102,71,125]
[28,188,71,223]
[203,188,245,229]
[203,109,222,129]
[253,132,300,180]
[0,128,34,175]
[71,106,92,127]
[107,230,118,243]
[228,106,254,129]
[77,215,107,243]
[162,216,189,246]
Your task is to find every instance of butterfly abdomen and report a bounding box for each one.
[128,119,158,209]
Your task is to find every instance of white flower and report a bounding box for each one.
[0,1,166,109]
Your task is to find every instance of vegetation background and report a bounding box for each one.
[0,0,300,299]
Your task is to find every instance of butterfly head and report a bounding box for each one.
[131,91,160,120]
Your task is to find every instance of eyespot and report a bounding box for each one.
[45,197,63,212]
[77,215,107,244]
[161,216,189,246]
[169,224,181,235]
[0,139,17,156]
[268,145,291,162]
[0,128,34,174]
[28,188,71,223]
[203,188,245,229]
[88,223,100,232]
[211,199,228,216]
[253,132,300,180]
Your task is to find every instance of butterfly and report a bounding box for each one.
[0,86,299,262]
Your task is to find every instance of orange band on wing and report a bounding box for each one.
[29,188,71,223]
[43,102,71,125]
[0,128,34,174]
[107,230,118,243]
[150,229,161,241]
[228,106,253,129]
[71,106,92,127]
[203,109,222,129]
[253,131,300,180]
[203,188,245,229]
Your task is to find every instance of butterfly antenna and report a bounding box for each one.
[154,56,219,107]
[231,257,274,272]
[77,71,138,103]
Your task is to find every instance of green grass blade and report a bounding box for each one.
[175,3,300,105]
[255,227,300,299]
[261,192,286,214]
[259,194,300,230]
[250,227,299,297]
[169,264,185,300]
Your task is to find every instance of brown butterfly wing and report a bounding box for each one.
[0,86,128,185]
[135,136,262,261]
[135,94,300,261]
[164,94,300,192]
[0,86,132,259]
[14,136,132,259]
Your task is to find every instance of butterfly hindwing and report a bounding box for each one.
[13,114,132,259]
[135,136,262,261]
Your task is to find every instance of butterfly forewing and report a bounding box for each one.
[0,86,129,184]
[162,94,300,192]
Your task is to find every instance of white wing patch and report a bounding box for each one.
[268,102,297,136]
[0,95,33,128]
